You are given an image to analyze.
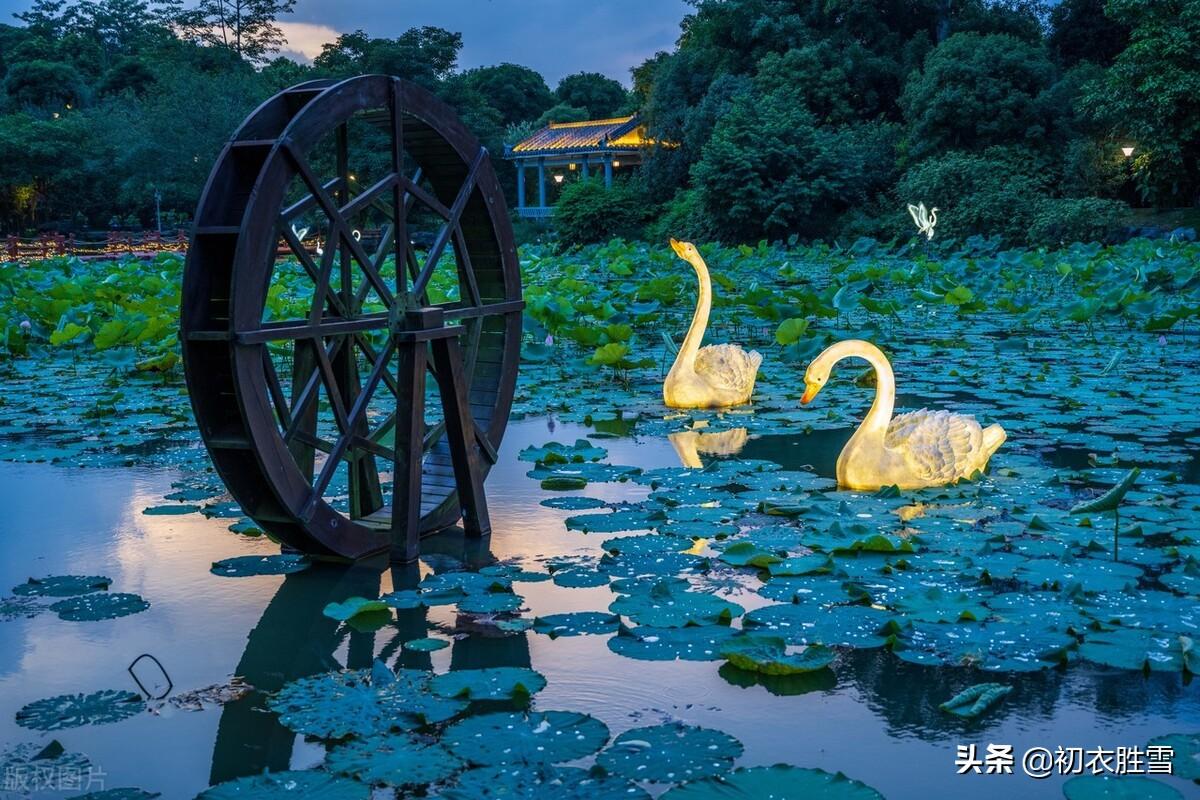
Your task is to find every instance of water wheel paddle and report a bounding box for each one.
[181,75,522,561]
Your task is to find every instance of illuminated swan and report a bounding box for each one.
[664,239,762,408]
[908,203,938,239]
[802,339,1005,490]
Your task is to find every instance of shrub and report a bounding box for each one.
[644,189,715,244]
[553,178,647,246]
[1027,197,1129,245]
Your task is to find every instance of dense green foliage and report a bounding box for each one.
[627,0,1199,247]
[0,0,1196,246]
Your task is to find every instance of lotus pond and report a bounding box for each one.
[1,237,1199,799]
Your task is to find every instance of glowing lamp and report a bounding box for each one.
[1121,146,1135,158]
[568,163,576,170]
[553,174,564,184]
[612,160,621,168]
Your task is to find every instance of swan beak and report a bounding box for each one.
[669,238,687,258]
[801,383,820,405]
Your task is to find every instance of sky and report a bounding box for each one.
[1,0,693,86]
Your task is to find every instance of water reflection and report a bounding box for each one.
[668,427,750,468]
[208,529,532,788]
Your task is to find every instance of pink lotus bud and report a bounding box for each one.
[544,334,553,346]
[1158,335,1167,346]
[19,320,31,333]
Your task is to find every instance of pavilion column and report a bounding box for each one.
[537,157,546,208]
[604,158,613,189]
[581,155,589,179]
[516,161,526,210]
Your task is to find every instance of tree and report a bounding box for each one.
[459,63,554,126]
[555,72,628,119]
[175,0,296,63]
[1047,0,1130,68]
[1081,0,1200,206]
[533,103,588,128]
[3,60,87,109]
[98,56,155,96]
[314,27,462,88]
[899,32,1057,159]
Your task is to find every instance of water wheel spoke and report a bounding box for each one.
[237,313,389,345]
[421,420,446,452]
[355,333,402,401]
[398,175,451,220]
[339,172,398,220]
[452,227,482,306]
[262,347,292,429]
[306,338,397,510]
[411,148,485,299]
[284,335,350,445]
[284,142,396,310]
[281,176,343,222]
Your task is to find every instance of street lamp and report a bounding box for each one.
[553,173,564,184]
[1121,145,1135,158]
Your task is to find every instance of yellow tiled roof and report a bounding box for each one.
[510,115,647,154]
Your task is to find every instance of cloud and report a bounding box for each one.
[276,21,342,62]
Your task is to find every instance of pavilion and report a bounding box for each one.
[504,115,651,218]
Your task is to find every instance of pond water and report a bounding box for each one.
[1,415,1197,799]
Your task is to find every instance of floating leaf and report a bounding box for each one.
[12,575,110,597]
[1062,775,1183,800]
[1071,468,1141,515]
[51,592,149,621]
[443,710,610,765]
[597,723,743,783]
[197,770,368,799]
[720,635,836,675]
[1146,732,1200,780]
[16,689,144,731]
[938,683,1012,718]
[441,765,650,800]
[211,554,311,577]
[660,765,883,800]
[533,612,621,638]
[323,597,389,621]
[430,667,547,701]
[326,734,463,787]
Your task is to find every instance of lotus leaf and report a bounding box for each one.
[16,689,144,731]
[430,667,547,700]
[442,710,610,765]
[597,722,743,782]
[326,733,463,787]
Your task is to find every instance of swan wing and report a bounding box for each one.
[694,344,763,393]
[886,409,984,482]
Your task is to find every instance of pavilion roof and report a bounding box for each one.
[508,115,647,156]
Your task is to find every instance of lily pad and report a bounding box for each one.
[197,770,369,799]
[938,683,1012,718]
[443,710,610,765]
[720,635,836,675]
[404,637,449,652]
[609,580,743,628]
[323,597,389,621]
[269,664,467,739]
[12,575,111,597]
[326,733,464,787]
[440,765,651,800]
[1146,732,1200,780]
[431,667,547,701]
[533,612,621,638]
[596,723,743,782]
[660,765,884,800]
[608,624,739,662]
[210,554,310,577]
[73,790,163,800]
[540,496,607,510]
[16,689,144,731]
[1062,775,1182,800]
[0,595,43,620]
[458,592,524,614]
[51,592,149,621]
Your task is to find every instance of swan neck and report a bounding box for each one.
[678,254,711,365]
[858,346,895,439]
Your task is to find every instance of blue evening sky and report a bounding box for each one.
[0,0,693,86]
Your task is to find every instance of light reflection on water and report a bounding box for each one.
[0,417,1197,800]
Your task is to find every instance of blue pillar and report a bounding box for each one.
[537,158,546,208]
[604,158,613,189]
[517,161,526,210]
[582,155,589,179]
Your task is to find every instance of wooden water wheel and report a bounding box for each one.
[181,75,522,561]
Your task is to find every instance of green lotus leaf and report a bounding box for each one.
[269,665,467,739]
[607,623,739,662]
[609,579,743,627]
[197,770,369,799]
[597,722,743,782]
[443,710,610,765]
[12,575,111,597]
[16,689,144,731]
[403,637,450,652]
[938,682,1012,718]
[326,733,464,787]
[720,634,836,675]
[73,789,162,800]
[533,612,621,637]
[457,592,523,614]
[1062,775,1183,800]
[210,554,310,578]
[1071,468,1141,514]
[660,765,883,800]
[430,667,547,701]
[540,496,607,510]
[323,597,389,621]
[1146,732,1200,780]
[50,592,149,621]
[440,765,650,800]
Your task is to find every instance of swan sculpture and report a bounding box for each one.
[801,339,1005,490]
[664,239,762,408]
